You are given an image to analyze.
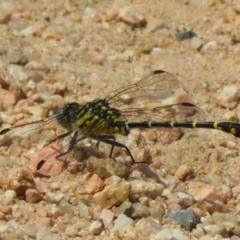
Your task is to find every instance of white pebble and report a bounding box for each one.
[58,199,74,214]
[130,179,164,199]
[203,224,228,237]
[65,225,78,237]
[156,228,190,240]
[89,220,104,235]
[77,202,91,218]
[190,37,203,50]
[149,204,165,218]
[202,41,218,53]
[150,48,170,56]
[132,202,150,217]
[19,25,38,37]
[46,192,68,204]
[119,225,137,239]
[22,223,38,237]
[215,85,239,109]
[114,214,134,230]
[4,190,16,200]
[177,192,195,207]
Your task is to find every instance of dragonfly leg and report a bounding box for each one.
[56,131,79,158]
[47,130,73,146]
[37,133,85,170]
[91,134,136,163]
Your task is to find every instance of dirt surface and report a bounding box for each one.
[1,0,240,239]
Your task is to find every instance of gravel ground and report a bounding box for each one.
[1,0,240,239]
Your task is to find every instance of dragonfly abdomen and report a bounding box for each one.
[120,121,240,137]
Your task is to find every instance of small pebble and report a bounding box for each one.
[22,223,38,238]
[119,225,138,239]
[215,85,239,109]
[4,190,16,203]
[0,205,12,215]
[135,217,162,236]
[25,189,42,203]
[156,228,191,240]
[51,207,63,219]
[114,213,134,230]
[132,202,150,217]
[93,176,131,208]
[175,164,193,181]
[149,203,165,219]
[46,192,68,204]
[87,157,129,179]
[89,220,104,235]
[203,224,228,238]
[201,41,218,53]
[130,179,164,200]
[164,208,200,231]
[58,199,75,214]
[150,48,170,56]
[175,29,197,41]
[77,202,91,219]
[84,174,104,194]
[0,88,17,108]
[177,192,195,207]
[106,6,147,27]
[99,209,114,223]
[112,201,133,217]
[190,37,203,50]
[65,225,78,237]
[19,25,38,37]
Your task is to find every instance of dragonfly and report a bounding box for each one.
[1,69,240,168]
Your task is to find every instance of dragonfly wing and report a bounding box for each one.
[119,103,206,122]
[105,70,180,108]
[0,115,60,145]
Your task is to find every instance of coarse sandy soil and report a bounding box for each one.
[1,0,240,239]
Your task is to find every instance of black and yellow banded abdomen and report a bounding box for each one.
[122,121,240,138]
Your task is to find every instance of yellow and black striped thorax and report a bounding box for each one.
[75,100,130,135]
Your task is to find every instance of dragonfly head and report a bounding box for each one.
[56,102,80,129]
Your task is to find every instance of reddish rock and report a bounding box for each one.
[84,174,104,194]
[29,144,66,177]
[99,209,114,223]
[187,182,225,203]
[0,88,17,108]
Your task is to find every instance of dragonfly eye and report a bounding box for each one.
[56,106,69,128]
[56,102,80,128]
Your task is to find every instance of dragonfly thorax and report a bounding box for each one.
[75,99,125,134]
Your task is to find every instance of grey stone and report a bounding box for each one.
[164,208,200,231]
